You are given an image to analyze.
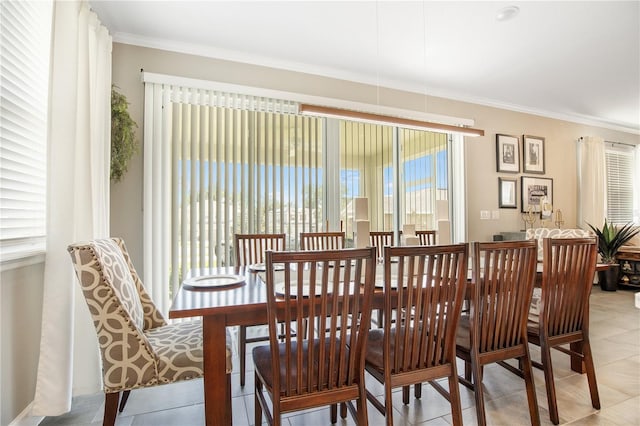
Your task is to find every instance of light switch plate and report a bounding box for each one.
[480,210,490,220]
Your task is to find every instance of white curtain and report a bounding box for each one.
[33,1,112,416]
[577,136,606,230]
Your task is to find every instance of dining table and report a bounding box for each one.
[169,260,606,425]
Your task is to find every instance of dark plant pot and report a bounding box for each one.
[598,264,620,291]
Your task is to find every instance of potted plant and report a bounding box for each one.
[588,220,640,291]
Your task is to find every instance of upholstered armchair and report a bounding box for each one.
[68,238,232,426]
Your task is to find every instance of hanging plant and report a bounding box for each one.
[110,86,138,182]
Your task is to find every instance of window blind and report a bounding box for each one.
[605,145,634,224]
[0,0,51,261]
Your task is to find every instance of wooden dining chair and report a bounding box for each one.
[369,230,394,260]
[253,246,377,425]
[527,237,599,425]
[365,243,469,426]
[68,238,232,426]
[456,240,540,426]
[299,231,345,250]
[234,233,286,386]
[416,229,436,245]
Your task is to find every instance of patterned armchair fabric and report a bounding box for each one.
[526,228,593,261]
[68,238,232,394]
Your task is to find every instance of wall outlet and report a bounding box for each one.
[491,210,500,219]
[480,210,490,220]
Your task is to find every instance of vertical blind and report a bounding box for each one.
[143,75,457,312]
[339,121,393,239]
[0,0,51,260]
[605,145,635,224]
[144,82,323,310]
[400,129,448,231]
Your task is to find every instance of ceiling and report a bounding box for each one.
[90,1,640,133]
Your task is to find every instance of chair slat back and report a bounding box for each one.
[235,233,286,266]
[416,230,436,245]
[383,243,468,373]
[471,240,538,354]
[264,247,376,397]
[299,231,345,250]
[369,231,394,259]
[541,237,598,337]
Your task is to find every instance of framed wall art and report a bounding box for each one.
[496,134,520,173]
[523,135,545,174]
[498,177,517,209]
[521,176,553,213]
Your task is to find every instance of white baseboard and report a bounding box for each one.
[8,402,44,426]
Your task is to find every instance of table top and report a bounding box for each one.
[169,261,606,320]
[169,266,267,319]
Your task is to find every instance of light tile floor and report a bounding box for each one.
[38,287,640,425]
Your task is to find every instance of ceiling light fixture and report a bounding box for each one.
[298,104,485,137]
[496,5,520,22]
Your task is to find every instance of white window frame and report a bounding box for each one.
[0,0,52,270]
[605,142,638,225]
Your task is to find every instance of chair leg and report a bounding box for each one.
[384,383,394,426]
[239,325,247,387]
[414,383,422,399]
[402,385,410,404]
[540,340,560,425]
[356,381,370,426]
[340,402,347,419]
[118,390,130,412]
[581,339,601,409]
[254,374,263,426]
[521,352,541,425]
[330,404,337,423]
[103,392,119,426]
[470,357,487,426]
[447,373,464,426]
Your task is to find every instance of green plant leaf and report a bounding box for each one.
[111,86,138,183]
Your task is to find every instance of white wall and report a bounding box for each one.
[1,263,44,426]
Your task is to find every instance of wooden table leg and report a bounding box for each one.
[202,315,232,426]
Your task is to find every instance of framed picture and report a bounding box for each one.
[521,176,553,213]
[498,177,517,209]
[523,135,545,174]
[496,134,520,173]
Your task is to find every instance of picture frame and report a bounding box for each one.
[496,134,520,173]
[523,135,545,174]
[521,176,553,213]
[498,177,517,209]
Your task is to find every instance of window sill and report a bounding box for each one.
[1,251,46,272]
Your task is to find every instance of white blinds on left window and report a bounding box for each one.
[0,0,52,261]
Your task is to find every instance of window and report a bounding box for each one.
[605,144,637,225]
[171,101,323,273]
[143,75,462,311]
[0,0,52,264]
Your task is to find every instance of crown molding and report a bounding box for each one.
[113,32,640,136]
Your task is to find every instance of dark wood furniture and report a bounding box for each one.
[369,230,394,260]
[617,247,640,288]
[234,233,286,386]
[456,240,540,426]
[365,243,469,426]
[299,231,345,250]
[170,267,264,425]
[416,229,436,245]
[527,237,600,425]
[253,247,377,425]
